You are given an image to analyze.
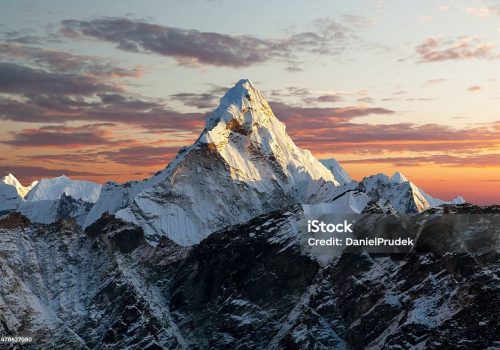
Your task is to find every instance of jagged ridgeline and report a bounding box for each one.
[2,80,497,350]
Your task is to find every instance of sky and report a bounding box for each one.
[0,0,499,204]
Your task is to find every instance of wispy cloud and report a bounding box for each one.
[287,120,500,155]
[0,92,204,132]
[0,43,144,78]
[170,85,226,109]
[1,124,133,148]
[0,59,204,132]
[468,85,482,92]
[421,78,449,86]
[463,3,500,18]
[269,102,394,125]
[60,17,353,68]
[98,145,181,167]
[415,36,495,63]
[0,62,118,95]
[341,153,500,167]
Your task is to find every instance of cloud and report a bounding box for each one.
[170,92,218,109]
[98,145,181,167]
[0,43,143,79]
[170,84,226,110]
[340,153,500,167]
[286,120,500,155]
[357,96,375,104]
[2,124,131,148]
[341,15,375,28]
[269,101,394,126]
[468,85,482,92]
[1,30,44,45]
[421,78,449,86]
[285,66,303,73]
[60,17,352,68]
[267,86,371,105]
[0,62,118,95]
[0,90,204,132]
[463,5,500,18]
[25,152,107,165]
[415,36,495,63]
[23,143,187,169]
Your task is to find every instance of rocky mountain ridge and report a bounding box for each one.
[0,202,497,349]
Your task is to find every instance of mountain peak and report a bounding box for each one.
[1,173,37,198]
[105,79,342,244]
[201,80,274,142]
[220,79,260,107]
[390,172,408,183]
[2,173,19,184]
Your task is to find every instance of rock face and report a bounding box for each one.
[0,214,189,350]
[0,204,498,349]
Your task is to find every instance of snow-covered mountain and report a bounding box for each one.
[18,193,94,226]
[320,158,353,185]
[0,173,40,215]
[318,158,465,214]
[26,175,101,203]
[0,174,23,214]
[388,171,465,209]
[356,172,465,213]
[88,79,341,245]
[1,173,38,198]
[0,173,100,225]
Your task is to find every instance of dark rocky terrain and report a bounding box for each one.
[0,204,499,349]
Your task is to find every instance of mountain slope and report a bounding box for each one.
[84,171,171,228]
[89,79,340,245]
[1,203,497,349]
